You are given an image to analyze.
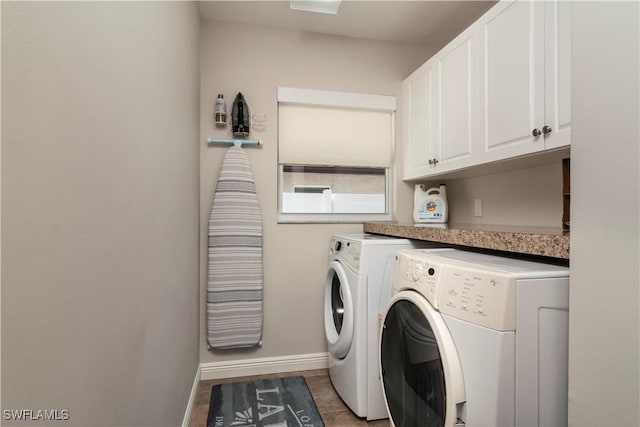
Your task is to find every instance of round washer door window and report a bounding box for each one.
[324,260,354,359]
[380,291,465,426]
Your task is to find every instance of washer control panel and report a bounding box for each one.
[394,250,516,331]
[329,237,361,271]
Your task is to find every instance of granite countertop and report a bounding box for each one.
[363,222,570,259]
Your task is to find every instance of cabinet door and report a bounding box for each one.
[478,0,545,162]
[403,61,436,180]
[544,0,571,150]
[434,26,478,173]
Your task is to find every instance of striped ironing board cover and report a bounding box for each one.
[207,146,263,349]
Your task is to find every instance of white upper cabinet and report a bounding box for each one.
[477,0,545,161]
[403,0,570,181]
[477,0,571,161]
[435,26,478,173]
[404,61,436,179]
[544,0,572,150]
[403,25,478,180]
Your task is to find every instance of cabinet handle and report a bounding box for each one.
[432,158,439,165]
[542,125,553,135]
[532,128,542,137]
[428,159,433,165]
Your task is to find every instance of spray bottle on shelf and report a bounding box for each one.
[413,184,448,223]
[214,94,227,126]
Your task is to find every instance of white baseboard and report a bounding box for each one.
[200,352,329,381]
[181,364,201,427]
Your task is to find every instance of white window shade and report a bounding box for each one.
[278,104,393,167]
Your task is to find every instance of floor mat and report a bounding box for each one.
[207,375,324,427]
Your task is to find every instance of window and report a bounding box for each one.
[277,87,396,223]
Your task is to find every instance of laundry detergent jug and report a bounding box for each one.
[413,184,448,223]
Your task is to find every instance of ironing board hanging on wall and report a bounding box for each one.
[207,146,263,349]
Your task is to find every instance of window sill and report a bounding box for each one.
[277,212,393,224]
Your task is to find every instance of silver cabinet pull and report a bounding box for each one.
[532,128,542,137]
[542,125,552,135]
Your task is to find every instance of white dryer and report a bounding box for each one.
[324,234,434,420]
[379,249,570,426]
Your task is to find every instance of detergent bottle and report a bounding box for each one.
[413,184,448,223]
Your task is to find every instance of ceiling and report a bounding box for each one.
[197,1,497,46]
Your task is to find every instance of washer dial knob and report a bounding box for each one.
[412,264,423,281]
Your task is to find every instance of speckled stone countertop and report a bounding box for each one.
[363,222,570,259]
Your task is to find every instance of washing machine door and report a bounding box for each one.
[379,291,465,427]
[324,260,354,359]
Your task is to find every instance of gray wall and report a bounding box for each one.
[569,2,639,425]
[1,2,201,426]
[199,20,434,364]
[427,162,564,227]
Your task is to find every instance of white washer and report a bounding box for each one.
[324,234,435,420]
[379,249,569,426]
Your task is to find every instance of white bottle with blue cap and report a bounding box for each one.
[413,184,448,223]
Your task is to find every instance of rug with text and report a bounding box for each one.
[206,375,324,427]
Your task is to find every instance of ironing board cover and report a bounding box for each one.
[207,146,263,349]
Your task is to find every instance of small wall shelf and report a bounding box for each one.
[562,158,570,230]
[207,138,262,148]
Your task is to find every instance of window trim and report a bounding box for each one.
[277,87,396,224]
[278,87,396,111]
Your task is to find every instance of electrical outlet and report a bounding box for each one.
[474,199,483,217]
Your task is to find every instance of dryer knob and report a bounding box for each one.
[335,241,342,251]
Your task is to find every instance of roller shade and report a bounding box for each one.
[278,88,395,168]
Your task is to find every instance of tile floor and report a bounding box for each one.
[188,369,390,427]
